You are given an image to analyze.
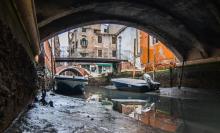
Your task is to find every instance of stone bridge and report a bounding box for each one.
[0,0,220,131]
[56,65,90,76]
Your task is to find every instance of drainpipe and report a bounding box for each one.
[119,37,122,59]
[50,38,54,90]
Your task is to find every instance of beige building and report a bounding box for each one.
[67,24,124,74]
[68,24,124,58]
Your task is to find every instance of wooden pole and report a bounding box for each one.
[153,41,155,80]
[145,34,150,73]
[169,66,173,87]
[133,39,136,78]
[178,61,185,89]
[147,36,150,64]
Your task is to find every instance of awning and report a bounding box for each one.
[96,63,112,67]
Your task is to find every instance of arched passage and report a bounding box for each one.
[1,1,220,132]
[56,67,84,76]
[35,0,220,61]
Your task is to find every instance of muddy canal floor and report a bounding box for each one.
[5,91,167,133]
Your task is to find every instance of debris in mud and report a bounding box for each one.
[27,103,36,110]
[49,101,54,107]
[34,97,39,102]
[40,99,47,106]
[40,89,47,105]
[50,93,55,96]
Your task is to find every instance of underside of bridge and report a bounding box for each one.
[0,0,220,131]
[36,0,220,61]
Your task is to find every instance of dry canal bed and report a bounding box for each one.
[5,91,167,133]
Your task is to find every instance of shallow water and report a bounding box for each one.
[85,86,220,133]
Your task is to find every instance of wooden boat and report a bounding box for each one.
[111,74,160,92]
[54,75,88,95]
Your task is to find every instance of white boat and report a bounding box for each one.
[111,74,160,92]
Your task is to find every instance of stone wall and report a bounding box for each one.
[0,21,37,131]
[148,62,220,89]
[89,62,220,90]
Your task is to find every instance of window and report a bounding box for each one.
[80,38,88,48]
[82,28,86,32]
[98,36,102,43]
[98,50,102,57]
[112,50,116,57]
[75,41,78,48]
[112,36,117,44]
[104,28,109,33]
[153,37,159,44]
[104,25,109,33]
[72,46,75,53]
[80,53,88,57]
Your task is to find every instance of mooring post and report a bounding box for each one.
[169,67,173,87]
[178,61,185,89]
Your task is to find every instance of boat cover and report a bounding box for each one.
[111,78,149,86]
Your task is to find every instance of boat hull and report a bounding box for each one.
[111,78,159,92]
[54,76,88,95]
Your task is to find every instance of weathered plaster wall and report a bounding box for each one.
[0,21,37,132]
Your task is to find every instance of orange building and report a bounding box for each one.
[140,31,177,71]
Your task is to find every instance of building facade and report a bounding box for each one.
[140,32,177,71]
[68,24,123,58]
[53,35,61,58]
[47,35,62,67]
[38,40,55,89]
[67,24,124,74]
[116,28,177,72]
[116,27,142,70]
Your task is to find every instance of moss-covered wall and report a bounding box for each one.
[89,62,220,90]
[148,62,220,89]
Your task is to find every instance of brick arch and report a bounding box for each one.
[56,66,84,76]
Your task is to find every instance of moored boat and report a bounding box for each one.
[54,75,88,95]
[111,74,160,92]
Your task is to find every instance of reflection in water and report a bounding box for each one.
[85,86,220,133]
[120,102,181,132]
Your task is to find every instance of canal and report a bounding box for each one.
[5,86,220,133]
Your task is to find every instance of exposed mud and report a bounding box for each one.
[5,91,167,133]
